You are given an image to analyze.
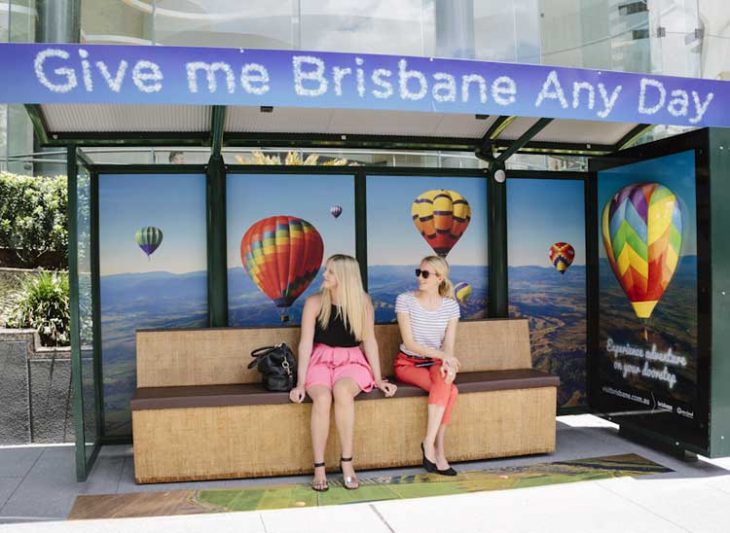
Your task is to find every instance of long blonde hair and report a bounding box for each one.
[421,255,455,299]
[318,254,368,341]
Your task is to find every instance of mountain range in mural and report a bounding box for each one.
[98,257,696,435]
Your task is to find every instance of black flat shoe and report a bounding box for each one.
[421,442,437,473]
[436,466,458,476]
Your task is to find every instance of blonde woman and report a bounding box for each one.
[395,255,460,476]
[290,254,397,491]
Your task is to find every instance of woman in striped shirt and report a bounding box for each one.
[395,255,461,476]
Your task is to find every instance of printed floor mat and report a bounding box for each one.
[68,453,671,519]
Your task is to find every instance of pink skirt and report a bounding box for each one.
[305,343,375,392]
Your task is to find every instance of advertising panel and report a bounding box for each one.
[594,149,707,449]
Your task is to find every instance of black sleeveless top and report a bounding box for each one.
[314,306,360,347]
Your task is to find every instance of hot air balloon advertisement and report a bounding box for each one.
[135,226,163,260]
[411,189,471,257]
[602,182,682,321]
[549,242,575,274]
[240,215,324,322]
[330,205,343,219]
[454,282,472,305]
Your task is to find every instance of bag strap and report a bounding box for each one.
[250,345,277,358]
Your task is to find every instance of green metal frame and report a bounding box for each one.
[68,145,85,480]
[354,169,368,288]
[90,165,105,450]
[709,127,730,457]
[68,145,103,481]
[24,104,50,145]
[588,128,713,456]
[31,100,625,157]
[207,106,228,326]
[59,95,721,463]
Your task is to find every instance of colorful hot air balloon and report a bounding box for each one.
[602,182,682,319]
[240,215,324,322]
[135,226,163,259]
[330,205,343,219]
[549,242,575,274]
[454,282,472,304]
[411,189,471,257]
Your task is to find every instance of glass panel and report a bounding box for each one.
[4,1,34,173]
[0,4,6,170]
[474,0,541,63]
[81,0,153,45]
[8,0,35,43]
[98,173,208,437]
[539,0,653,72]
[366,174,488,323]
[300,0,434,56]
[153,0,295,48]
[76,160,98,460]
[227,172,356,326]
[78,148,211,166]
[507,178,587,408]
[698,0,730,80]
[648,0,701,77]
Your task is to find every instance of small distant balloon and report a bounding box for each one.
[411,189,471,257]
[454,282,472,304]
[330,205,343,219]
[549,242,575,274]
[135,226,163,260]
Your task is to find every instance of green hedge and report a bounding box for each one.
[0,173,67,267]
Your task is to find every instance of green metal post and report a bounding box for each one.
[710,128,730,457]
[355,170,368,290]
[67,145,88,481]
[487,162,508,317]
[207,106,228,326]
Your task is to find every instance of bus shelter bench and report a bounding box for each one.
[131,320,559,484]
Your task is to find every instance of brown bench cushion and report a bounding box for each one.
[131,369,559,411]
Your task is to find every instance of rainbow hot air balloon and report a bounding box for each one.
[454,282,472,304]
[549,242,575,274]
[240,215,324,322]
[602,182,682,319]
[411,189,471,257]
[330,205,343,219]
[135,226,163,260]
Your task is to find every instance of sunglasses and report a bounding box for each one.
[415,268,435,279]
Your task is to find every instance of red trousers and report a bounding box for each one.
[394,353,458,425]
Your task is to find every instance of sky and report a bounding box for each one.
[597,149,697,258]
[507,178,586,267]
[99,173,207,276]
[226,173,356,269]
[366,175,488,266]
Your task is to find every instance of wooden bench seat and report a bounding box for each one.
[131,369,559,410]
[131,319,559,484]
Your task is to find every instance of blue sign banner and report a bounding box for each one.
[0,43,728,128]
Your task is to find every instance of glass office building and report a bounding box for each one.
[2,0,729,171]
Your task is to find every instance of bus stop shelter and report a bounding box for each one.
[1,42,729,480]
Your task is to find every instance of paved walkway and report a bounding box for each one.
[1,415,730,532]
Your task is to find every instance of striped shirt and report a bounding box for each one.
[395,291,460,357]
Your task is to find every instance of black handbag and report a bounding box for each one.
[248,343,297,392]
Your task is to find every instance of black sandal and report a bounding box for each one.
[311,461,329,492]
[340,457,360,490]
